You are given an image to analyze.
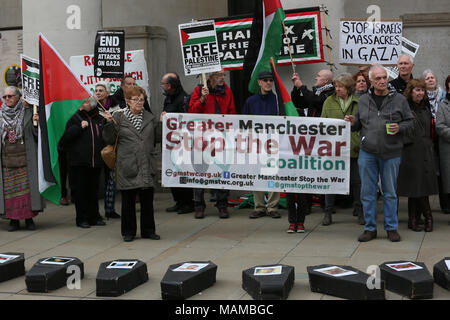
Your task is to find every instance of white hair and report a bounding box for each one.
[368,63,387,80]
[4,86,21,97]
[422,69,435,79]
[398,54,414,64]
[95,82,110,92]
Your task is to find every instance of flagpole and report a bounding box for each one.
[33,105,38,126]
[282,21,296,74]
[92,94,117,124]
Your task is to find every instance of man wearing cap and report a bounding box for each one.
[189,68,237,219]
[242,71,281,219]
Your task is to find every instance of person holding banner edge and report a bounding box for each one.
[188,68,236,219]
[345,64,414,242]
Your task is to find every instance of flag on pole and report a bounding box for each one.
[38,33,91,204]
[270,58,298,117]
[244,0,286,94]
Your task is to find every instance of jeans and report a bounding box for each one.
[358,149,401,232]
[193,189,228,209]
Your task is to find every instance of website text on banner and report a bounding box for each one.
[162,113,350,194]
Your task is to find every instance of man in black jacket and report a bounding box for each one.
[59,97,106,228]
[112,75,151,113]
[160,72,194,214]
[389,54,414,94]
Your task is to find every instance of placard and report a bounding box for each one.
[179,20,222,76]
[339,19,402,65]
[94,30,125,78]
[386,262,423,272]
[254,266,282,276]
[106,261,138,269]
[0,254,20,264]
[313,266,358,277]
[162,113,350,194]
[172,263,209,272]
[21,54,40,105]
[41,257,75,265]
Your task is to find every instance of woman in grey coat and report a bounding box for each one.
[103,86,160,242]
[0,86,45,231]
[436,75,450,224]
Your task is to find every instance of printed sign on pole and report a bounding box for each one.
[21,54,40,105]
[94,30,125,78]
[179,20,222,76]
[339,19,402,65]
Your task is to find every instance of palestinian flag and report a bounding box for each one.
[21,56,39,79]
[180,22,216,46]
[245,0,286,94]
[38,34,91,204]
[270,58,298,117]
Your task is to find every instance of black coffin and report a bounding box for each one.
[25,257,84,292]
[161,261,217,300]
[0,253,25,282]
[96,260,148,297]
[433,258,450,291]
[242,264,294,300]
[307,264,385,300]
[380,261,433,299]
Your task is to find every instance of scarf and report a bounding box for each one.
[427,87,444,120]
[0,100,25,144]
[125,107,143,131]
[314,83,334,96]
[337,96,353,114]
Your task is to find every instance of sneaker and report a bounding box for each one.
[268,211,281,219]
[358,230,377,242]
[286,223,297,233]
[60,197,69,206]
[296,223,305,233]
[386,230,401,242]
[249,211,266,219]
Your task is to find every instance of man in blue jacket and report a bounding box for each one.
[345,64,414,242]
[242,71,280,219]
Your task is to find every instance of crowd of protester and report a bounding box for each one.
[1,54,449,243]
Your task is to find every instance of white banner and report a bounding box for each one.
[69,49,149,97]
[162,113,351,194]
[21,54,40,105]
[339,19,402,65]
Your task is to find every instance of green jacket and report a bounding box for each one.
[321,93,360,158]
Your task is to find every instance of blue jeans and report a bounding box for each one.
[358,149,401,232]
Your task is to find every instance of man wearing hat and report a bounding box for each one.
[242,71,281,219]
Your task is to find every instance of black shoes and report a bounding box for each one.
[178,205,194,214]
[166,204,180,212]
[77,221,90,229]
[142,233,161,240]
[91,218,106,226]
[8,220,20,232]
[105,211,121,219]
[25,219,36,231]
[123,235,135,242]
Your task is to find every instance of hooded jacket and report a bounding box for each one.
[352,84,414,159]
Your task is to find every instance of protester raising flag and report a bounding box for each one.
[244,0,286,94]
[38,34,91,204]
[270,58,298,117]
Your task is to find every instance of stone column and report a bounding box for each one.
[22,0,102,61]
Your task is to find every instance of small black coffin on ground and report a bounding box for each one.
[160,261,217,300]
[380,261,433,299]
[0,253,25,282]
[96,259,148,297]
[242,264,294,300]
[433,258,450,291]
[25,256,84,292]
[307,264,385,300]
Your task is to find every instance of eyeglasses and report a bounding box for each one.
[2,95,16,99]
[129,98,145,103]
[261,78,274,83]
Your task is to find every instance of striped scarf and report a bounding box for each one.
[125,108,143,131]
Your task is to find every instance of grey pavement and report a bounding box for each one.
[0,192,449,300]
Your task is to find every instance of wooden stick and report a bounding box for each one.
[33,105,38,126]
[202,73,207,89]
[92,95,117,124]
[321,5,333,71]
[282,21,296,74]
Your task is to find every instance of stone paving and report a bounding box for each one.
[0,192,449,300]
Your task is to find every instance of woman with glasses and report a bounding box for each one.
[103,86,160,242]
[0,86,44,231]
[95,82,121,220]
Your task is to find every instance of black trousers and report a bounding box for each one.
[71,166,101,225]
[171,187,193,207]
[193,189,228,209]
[286,193,308,224]
[121,187,155,237]
[58,149,74,199]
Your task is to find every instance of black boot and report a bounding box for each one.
[25,218,36,231]
[408,198,422,232]
[421,197,433,232]
[8,220,20,232]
